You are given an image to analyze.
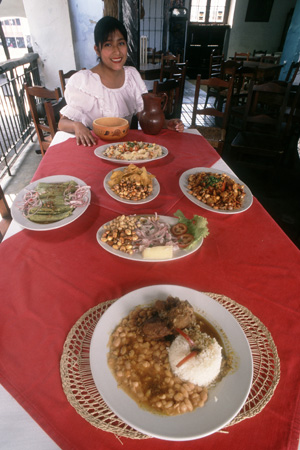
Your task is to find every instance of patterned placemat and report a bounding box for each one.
[60,293,280,439]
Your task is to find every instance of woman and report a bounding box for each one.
[58,16,184,146]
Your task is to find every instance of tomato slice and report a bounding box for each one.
[177,233,194,248]
[171,223,188,236]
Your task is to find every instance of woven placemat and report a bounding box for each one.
[60,293,280,439]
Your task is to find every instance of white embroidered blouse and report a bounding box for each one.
[60,66,148,128]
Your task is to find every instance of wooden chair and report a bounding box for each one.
[153,77,182,120]
[160,61,187,108]
[285,61,300,84]
[204,52,225,107]
[159,53,180,81]
[234,52,250,62]
[230,80,292,168]
[24,83,65,156]
[59,69,85,94]
[0,186,12,243]
[190,75,234,155]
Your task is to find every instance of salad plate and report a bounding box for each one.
[96,214,203,262]
[104,169,160,205]
[94,141,168,164]
[90,285,253,441]
[11,175,91,231]
[179,167,253,214]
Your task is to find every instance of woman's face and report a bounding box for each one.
[95,29,127,70]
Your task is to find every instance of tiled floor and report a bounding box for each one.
[1,79,300,249]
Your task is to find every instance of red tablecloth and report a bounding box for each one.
[0,130,300,450]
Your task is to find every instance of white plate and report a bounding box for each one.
[96,215,203,262]
[11,175,91,231]
[90,285,253,441]
[104,168,160,204]
[94,142,168,164]
[179,167,253,214]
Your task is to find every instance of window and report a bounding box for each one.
[190,0,230,24]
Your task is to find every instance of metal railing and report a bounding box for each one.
[0,52,40,177]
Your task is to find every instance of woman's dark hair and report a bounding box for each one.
[94,16,127,48]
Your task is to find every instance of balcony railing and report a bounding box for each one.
[0,52,40,177]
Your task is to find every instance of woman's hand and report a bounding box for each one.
[73,122,97,146]
[166,118,184,132]
[58,117,97,146]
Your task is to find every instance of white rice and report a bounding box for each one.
[168,334,222,387]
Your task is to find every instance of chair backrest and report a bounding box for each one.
[240,80,292,136]
[234,52,250,61]
[285,61,300,83]
[147,47,156,64]
[209,52,224,78]
[191,75,234,130]
[59,69,85,94]
[159,61,187,107]
[153,77,182,119]
[0,186,12,243]
[24,83,64,155]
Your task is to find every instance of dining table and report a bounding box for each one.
[139,62,161,80]
[0,127,300,450]
[240,60,284,82]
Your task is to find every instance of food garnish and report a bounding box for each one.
[187,172,246,210]
[176,350,198,368]
[19,181,90,224]
[173,210,209,250]
[103,141,163,161]
[108,164,155,201]
[175,327,196,346]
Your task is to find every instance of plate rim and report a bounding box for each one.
[179,167,253,214]
[89,284,253,441]
[103,168,160,204]
[96,214,203,262]
[11,175,91,231]
[94,141,168,164]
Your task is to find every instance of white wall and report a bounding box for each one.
[0,0,25,17]
[227,0,296,57]
[22,0,76,89]
[68,0,104,70]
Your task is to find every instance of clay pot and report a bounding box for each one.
[93,117,129,141]
[139,93,168,135]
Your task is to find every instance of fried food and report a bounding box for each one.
[108,164,155,201]
[187,172,246,210]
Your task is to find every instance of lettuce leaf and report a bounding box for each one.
[174,210,209,249]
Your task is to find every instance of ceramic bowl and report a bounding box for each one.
[93,117,129,141]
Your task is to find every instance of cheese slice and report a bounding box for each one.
[142,246,173,260]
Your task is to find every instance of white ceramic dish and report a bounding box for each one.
[11,175,91,231]
[104,168,160,204]
[96,215,203,262]
[90,285,253,441]
[179,167,253,214]
[94,142,168,164]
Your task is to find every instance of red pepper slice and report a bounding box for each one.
[171,223,188,236]
[175,328,195,346]
[177,233,194,248]
[176,350,198,368]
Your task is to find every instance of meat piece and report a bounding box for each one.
[142,297,196,339]
[167,300,195,329]
[142,317,172,339]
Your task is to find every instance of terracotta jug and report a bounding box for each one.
[139,92,168,135]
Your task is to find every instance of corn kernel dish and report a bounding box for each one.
[104,164,160,204]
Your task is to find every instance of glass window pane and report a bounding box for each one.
[209,0,226,22]
[190,0,208,23]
